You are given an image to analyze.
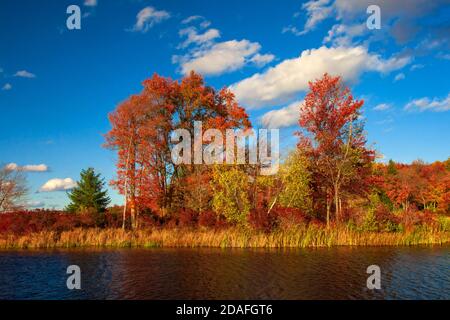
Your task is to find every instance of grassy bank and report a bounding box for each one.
[0,225,448,249]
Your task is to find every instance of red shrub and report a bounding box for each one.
[178,209,198,227]
[375,204,399,225]
[0,210,115,235]
[399,208,437,230]
[248,208,278,233]
[198,211,218,228]
[273,207,309,227]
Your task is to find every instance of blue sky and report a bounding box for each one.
[0,0,449,209]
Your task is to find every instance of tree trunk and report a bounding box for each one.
[122,196,127,230]
[334,184,340,223]
[326,191,331,229]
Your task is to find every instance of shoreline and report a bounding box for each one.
[0,227,448,249]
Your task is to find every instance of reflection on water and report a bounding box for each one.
[0,246,448,299]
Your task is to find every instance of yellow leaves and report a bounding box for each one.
[211,165,250,224]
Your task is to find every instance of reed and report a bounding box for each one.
[0,225,448,249]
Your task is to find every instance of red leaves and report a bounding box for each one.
[380,160,450,213]
[105,71,251,221]
[297,73,374,223]
[299,73,364,152]
[0,210,117,235]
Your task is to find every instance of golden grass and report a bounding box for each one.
[0,225,448,249]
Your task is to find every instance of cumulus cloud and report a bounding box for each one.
[4,163,48,172]
[14,70,36,78]
[2,83,12,91]
[323,23,366,46]
[178,27,220,48]
[404,93,450,112]
[128,6,170,33]
[175,16,274,76]
[175,39,265,76]
[39,178,77,192]
[260,100,303,128]
[250,53,275,67]
[300,0,333,34]
[230,46,410,108]
[295,0,448,49]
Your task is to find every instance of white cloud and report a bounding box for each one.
[394,73,405,82]
[22,164,49,172]
[14,70,36,78]
[182,15,203,24]
[26,200,45,208]
[4,163,18,171]
[410,64,424,71]
[2,83,12,91]
[200,20,211,29]
[129,6,170,33]
[260,100,303,128]
[230,46,410,108]
[300,0,333,34]
[181,15,211,29]
[404,93,450,112]
[373,103,391,111]
[175,15,274,76]
[84,0,97,7]
[333,0,437,21]
[178,27,220,48]
[298,0,448,49]
[176,39,263,76]
[39,178,77,192]
[250,53,275,67]
[5,163,49,172]
[282,26,304,36]
[323,23,366,46]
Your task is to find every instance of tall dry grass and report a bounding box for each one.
[0,225,448,249]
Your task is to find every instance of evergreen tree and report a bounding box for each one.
[66,168,110,213]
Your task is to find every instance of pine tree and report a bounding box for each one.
[66,168,110,213]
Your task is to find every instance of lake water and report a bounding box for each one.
[0,246,448,299]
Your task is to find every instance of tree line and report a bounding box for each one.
[1,72,448,234]
[102,71,449,231]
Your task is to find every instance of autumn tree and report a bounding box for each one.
[211,165,250,224]
[277,151,312,213]
[297,73,374,227]
[382,160,450,213]
[0,166,28,212]
[105,71,250,229]
[105,94,154,229]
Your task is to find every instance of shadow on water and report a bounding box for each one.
[0,246,448,299]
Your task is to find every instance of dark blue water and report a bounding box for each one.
[0,246,448,299]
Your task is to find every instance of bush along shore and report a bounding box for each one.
[1,226,448,249]
[0,209,449,249]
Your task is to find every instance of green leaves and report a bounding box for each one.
[66,168,110,213]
